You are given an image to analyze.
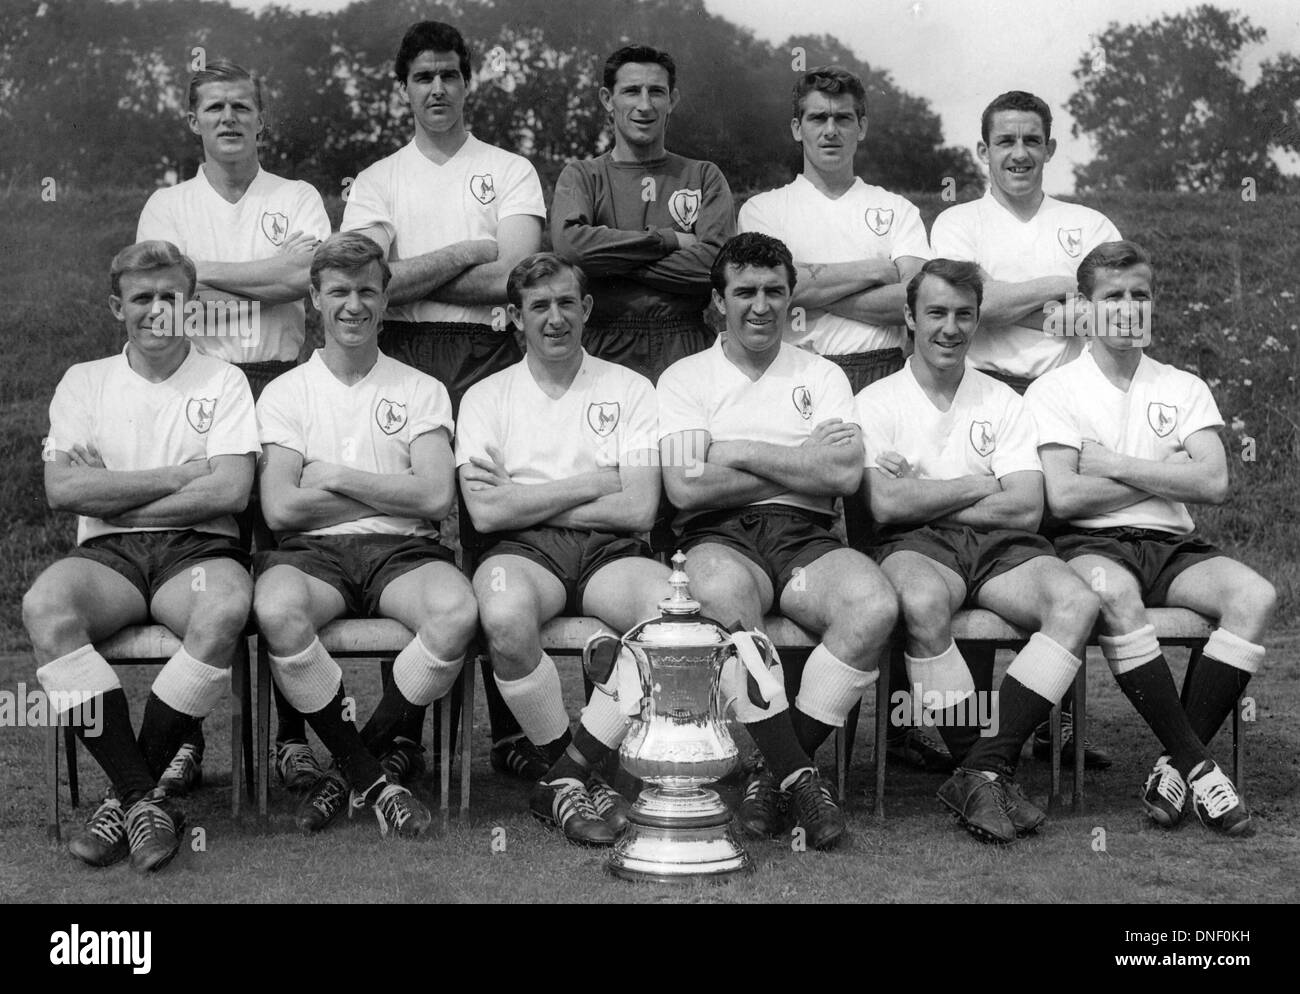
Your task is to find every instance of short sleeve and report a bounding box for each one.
[1023,376,1082,451]
[495,155,546,221]
[618,372,659,460]
[453,381,498,468]
[655,362,708,440]
[929,206,978,263]
[990,392,1043,477]
[206,367,260,457]
[854,385,895,469]
[407,372,455,442]
[294,182,333,241]
[817,360,857,425]
[1177,375,1224,444]
[47,367,93,457]
[256,377,307,456]
[136,190,178,244]
[736,194,775,236]
[889,197,932,261]
[341,164,394,246]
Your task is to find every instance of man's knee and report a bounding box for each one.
[22,583,87,654]
[1043,575,1101,641]
[418,580,480,653]
[478,594,541,673]
[253,582,316,655]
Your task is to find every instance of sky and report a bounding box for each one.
[232,0,1300,193]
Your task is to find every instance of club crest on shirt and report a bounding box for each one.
[376,399,407,436]
[1148,402,1178,438]
[469,173,495,205]
[261,211,288,246]
[864,207,894,236]
[792,386,813,420]
[186,398,216,434]
[668,189,701,232]
[587,402,620,437]
[969,420,996,457]
[1058,227,1083,257]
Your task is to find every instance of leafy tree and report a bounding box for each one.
[1067,4,1300,192]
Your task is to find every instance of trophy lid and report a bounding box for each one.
[658,551,701,616]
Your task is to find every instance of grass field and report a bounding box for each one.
[1,183,1296,903]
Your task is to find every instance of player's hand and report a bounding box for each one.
[1163,449,1193,464]
[1078,439,1119,477]
[674,232,700,249]
[875,450,914,479]
[278,230,320,259]
[463,446,512,490]
[69,443,105,469]
[805,418,860,448]
[464,239,499,266]
[298,461,340,491]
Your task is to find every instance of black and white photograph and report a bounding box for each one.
[1,0,1295,936]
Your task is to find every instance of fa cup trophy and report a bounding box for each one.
[583,552,782,882]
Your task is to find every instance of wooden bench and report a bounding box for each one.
[46,625,254,843]
[253,619,474,827]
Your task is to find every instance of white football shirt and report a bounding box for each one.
[1025,346,1222,534]
[137,167,330,363]
[657,337,857,516]
[930,192,1120,379]
[455,352,657,486]
[856,358,1042,484]
[342,135,546,326]
[738,175,931,355]
[257,350,454,537]
[48,346,259,544]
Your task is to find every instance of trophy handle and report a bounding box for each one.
[582,632,624,697]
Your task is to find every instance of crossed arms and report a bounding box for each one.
[260,429,456,532]
[866,452,1043,533]
[660,420,864,512]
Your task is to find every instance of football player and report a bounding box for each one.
[657,232,897,850]
[930,89,1122,765]
[253,232,477,838]
[458,253,670,846]
[551,44,734,384]
[1025,240,1272,835]
[136,59,331,797]
[341,19,547,782]
[856,258,1101,844]
[738,64,940,772]
[23,240,258,871]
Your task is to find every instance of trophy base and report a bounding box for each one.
[606,787,752,883]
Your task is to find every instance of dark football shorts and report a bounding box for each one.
[871,522,1055,600]
[824,347,905,395]
[379,321,522,414]
[679,504,845,599]
[582,315,715,385]
[255,533,456,617]
[1053,527,1223,604]
[68,530,250,605]
[479,526,652,616]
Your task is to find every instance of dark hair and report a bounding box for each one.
[395,21,471,84]
[980,90,1052,143]
[310,232,391,290]
[710,232,797,295]
[110,241,197,298]
[792,65,866,120]
[602,45,676,91]
[506,252,589,308]
[905,258,984,318]
[1077,240,1155,299]
[187,59,263,112]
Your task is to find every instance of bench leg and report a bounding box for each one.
[873,654,890,819]
[231,638,245,818]
[835,727,846,804]
[46,721,61,844]
[1233,694,1244,802]
[1072,665,1086,813]
[257,640,272,818]
[1049,705,1062,809]
[65,722,79,809]
[460,658,474,815]
[439,691,452,832]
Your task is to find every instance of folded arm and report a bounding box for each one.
[45,446,211,518]
[866,453,1000,527]
[931,470,1044,532]
[459,447,622,534]
[353,223,497,308]
[1078,429,1229,506]
[1039,443,1153,520]
[706,419,864,497]
[978,274,1075,328]
[660,430,785,511]
[545,451,661,532]
[822,256,925,327]
[195,230,318,305]
[430,214,543,306]
[259,443,379,532]
[299,429,456,523]
[104,454,254,527]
